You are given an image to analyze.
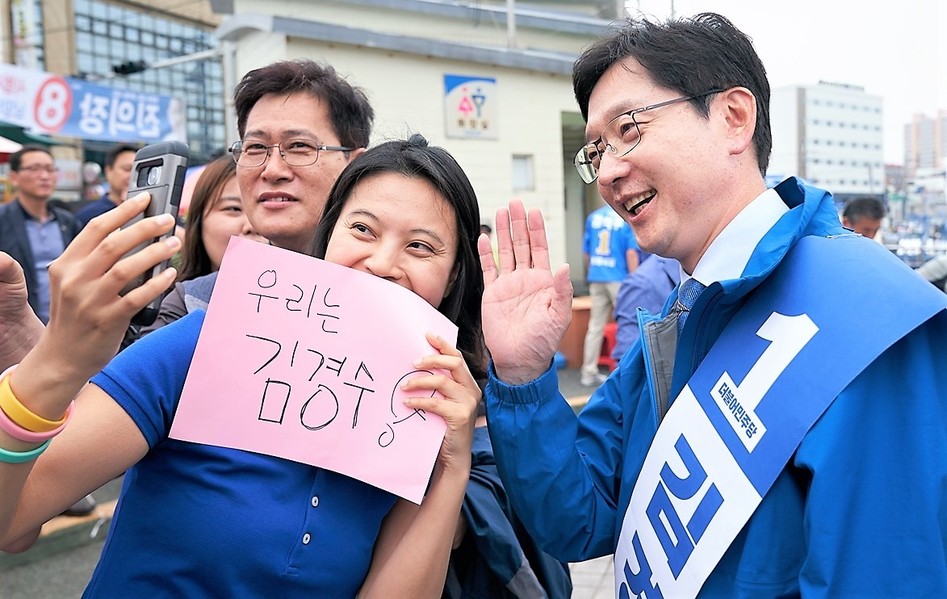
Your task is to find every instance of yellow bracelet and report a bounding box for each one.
[0,365,69,433]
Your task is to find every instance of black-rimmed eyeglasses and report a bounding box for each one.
[230,139,353,168]
[574,89,724,184]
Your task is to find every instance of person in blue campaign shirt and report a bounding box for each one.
[478,12,947,598]
[580,204,639,386]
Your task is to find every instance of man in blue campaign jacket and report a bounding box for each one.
[478,13,947,598]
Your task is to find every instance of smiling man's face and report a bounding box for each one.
[236,93,357,253]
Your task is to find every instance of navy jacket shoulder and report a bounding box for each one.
[0,200,80,314]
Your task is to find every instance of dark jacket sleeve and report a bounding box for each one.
[445,426,572,599]
[119,283,187,351]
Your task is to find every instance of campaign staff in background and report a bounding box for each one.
[579,203,639,386]
[840,195,885,240]
[75,144,138,227]
[0,135,484,597]
[479,13,947,597]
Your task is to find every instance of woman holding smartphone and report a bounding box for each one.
[0,135,483,597]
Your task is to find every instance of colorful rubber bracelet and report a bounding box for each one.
[0,397,73,443]
[0,439,51,464]
[0,365,69,433]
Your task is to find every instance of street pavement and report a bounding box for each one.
[0,366,616,598]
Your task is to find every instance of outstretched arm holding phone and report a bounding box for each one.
[0,192,179,550]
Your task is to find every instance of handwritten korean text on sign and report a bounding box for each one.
[169,237,458,503]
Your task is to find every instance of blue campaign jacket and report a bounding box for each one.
[485,179,947,597]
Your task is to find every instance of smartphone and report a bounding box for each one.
[120,141,189,326]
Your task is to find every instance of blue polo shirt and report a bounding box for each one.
[583,205,638,283]
[87,311,397,597]
[20,201,66,323]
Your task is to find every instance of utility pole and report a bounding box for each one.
[105,48,222,79]
[506,0,516,49]
[94,45,236,154]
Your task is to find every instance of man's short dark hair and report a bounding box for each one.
[233,60,373,151]
[105,143,139,169]
[572,12,772,176]
[843,196,886,223]
[9,145,53,172]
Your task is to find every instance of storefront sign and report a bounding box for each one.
[0,62,186,144]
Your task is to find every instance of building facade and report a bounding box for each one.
[213,0,616,276]
[885,112,947,235]
[0,0,227,201]
[904,110,947,178]
[2,0,619,277]
[769,81,885,204]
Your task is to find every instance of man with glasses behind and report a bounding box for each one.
[481,13,947,597]
[135,59,372,334]
[0,146,80,325]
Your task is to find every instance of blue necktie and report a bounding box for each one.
[676,278,706,336]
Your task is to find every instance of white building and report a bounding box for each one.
[212,0,618,282]
[769,81,884,203]
[904,110,947,177]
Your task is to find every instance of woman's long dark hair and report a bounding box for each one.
[310,134,486,379]
[177,156,238,281]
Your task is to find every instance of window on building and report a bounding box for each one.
[512,155,535,191]
[73,0,226,161]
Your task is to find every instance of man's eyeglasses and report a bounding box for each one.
[230,139,353,168]
[17,164,58,174]
[574,89,724,184]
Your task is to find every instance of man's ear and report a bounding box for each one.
[347,147,367,162]
[717,87,756,157]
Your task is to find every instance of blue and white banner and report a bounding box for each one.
[0,62,186,144]
[614,235,947,598]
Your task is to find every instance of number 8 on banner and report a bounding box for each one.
[33,76,72,132]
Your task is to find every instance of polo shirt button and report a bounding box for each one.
[311,496,319,508]
[302,533,311,545]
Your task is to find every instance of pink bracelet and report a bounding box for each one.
[0,397,73,443]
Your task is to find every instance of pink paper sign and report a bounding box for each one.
[168,237,458,503]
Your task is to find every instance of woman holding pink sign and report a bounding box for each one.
[0,135,486,597]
